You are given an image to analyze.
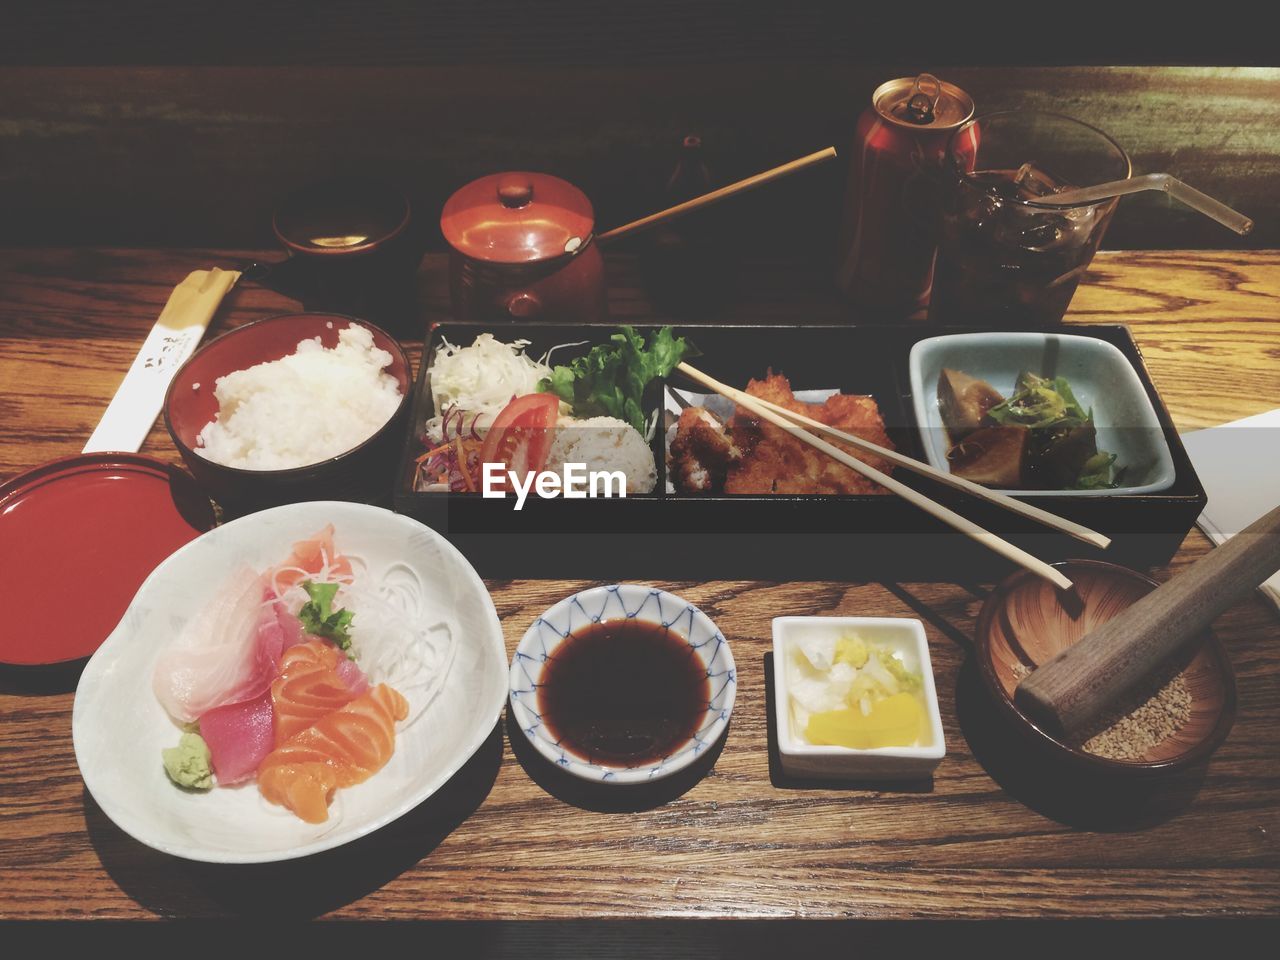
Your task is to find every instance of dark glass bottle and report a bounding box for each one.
[640,135,731,316]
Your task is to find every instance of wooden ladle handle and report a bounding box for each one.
[596,147,837,244]
[1016,503,1280,739]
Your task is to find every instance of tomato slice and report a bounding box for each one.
[478,393,560,492]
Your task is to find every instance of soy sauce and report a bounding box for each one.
[537,619,710,766]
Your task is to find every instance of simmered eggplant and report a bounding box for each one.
[1031,421,1097,488]
[938,367,1120,490]
[946,425,1029,487]
[938,368,1005,441]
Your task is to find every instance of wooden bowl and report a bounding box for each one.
[273,178,410,258]
[975,560,1236,776]
[164,312,412,515]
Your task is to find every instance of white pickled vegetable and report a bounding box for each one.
[793,633,837,672]
[786,630,924,732]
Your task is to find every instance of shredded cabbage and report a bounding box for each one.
[425,334,558,440]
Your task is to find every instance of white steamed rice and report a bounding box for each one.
[196,324,402,470]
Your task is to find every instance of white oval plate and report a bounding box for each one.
[72,501,507,864]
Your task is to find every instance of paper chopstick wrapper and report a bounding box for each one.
[83,268,239,454]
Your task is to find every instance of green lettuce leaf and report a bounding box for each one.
[537,326,697,435]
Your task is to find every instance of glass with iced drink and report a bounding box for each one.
[928,112,1131,326]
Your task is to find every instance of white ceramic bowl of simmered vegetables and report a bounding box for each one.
[909,331,1177,496]
[772,617,945,781]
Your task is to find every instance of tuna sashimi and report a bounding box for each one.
[258,683,409,823]
[152,566,280,723]
[199,690,275,785]
[270,524,354,594]
[271,640,364,744]
[258,596,306,663]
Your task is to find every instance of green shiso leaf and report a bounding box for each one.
[299,580,355,652]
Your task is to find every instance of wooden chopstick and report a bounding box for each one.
[675,362,1076,592]
[698,384,1110,550]
[597,147,837,244]
[672,368,1108,547]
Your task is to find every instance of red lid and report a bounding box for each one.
[0,454,216,666]
[440,171,595,264]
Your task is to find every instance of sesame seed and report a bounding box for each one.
[1011,660,1192,762]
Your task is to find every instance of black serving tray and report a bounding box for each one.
[393,322,1206,580]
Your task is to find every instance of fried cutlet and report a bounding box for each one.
[723,373,894,495]
[669,406,742,492]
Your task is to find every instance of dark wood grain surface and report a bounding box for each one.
[2,65,1277,252]
[3,1,1272,67]
[0,249,1277,920]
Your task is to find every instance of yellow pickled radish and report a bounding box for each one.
[805,693,922,749]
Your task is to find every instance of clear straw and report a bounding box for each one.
[1032,173,1253,235]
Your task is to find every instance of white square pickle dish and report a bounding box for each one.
[772,616,945,781]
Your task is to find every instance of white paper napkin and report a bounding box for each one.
[1182,408,1280,610]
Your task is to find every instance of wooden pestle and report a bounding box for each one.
[1016,504,1280,739]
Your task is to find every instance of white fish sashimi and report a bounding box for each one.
[151,565,274,723]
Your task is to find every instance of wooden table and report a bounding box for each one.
[1,248,1278,921]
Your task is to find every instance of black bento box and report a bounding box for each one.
[392,322,1206,580]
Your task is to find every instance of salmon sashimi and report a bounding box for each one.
[270,640,367,744]
[258,763,341,825]
[271,524,354,594]
[258,683,409,823]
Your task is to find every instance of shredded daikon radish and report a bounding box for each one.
[275,553,456,729]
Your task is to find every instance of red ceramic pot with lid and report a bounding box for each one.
[441,171,607,323]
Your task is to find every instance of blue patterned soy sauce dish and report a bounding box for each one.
[509,584,736,785]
